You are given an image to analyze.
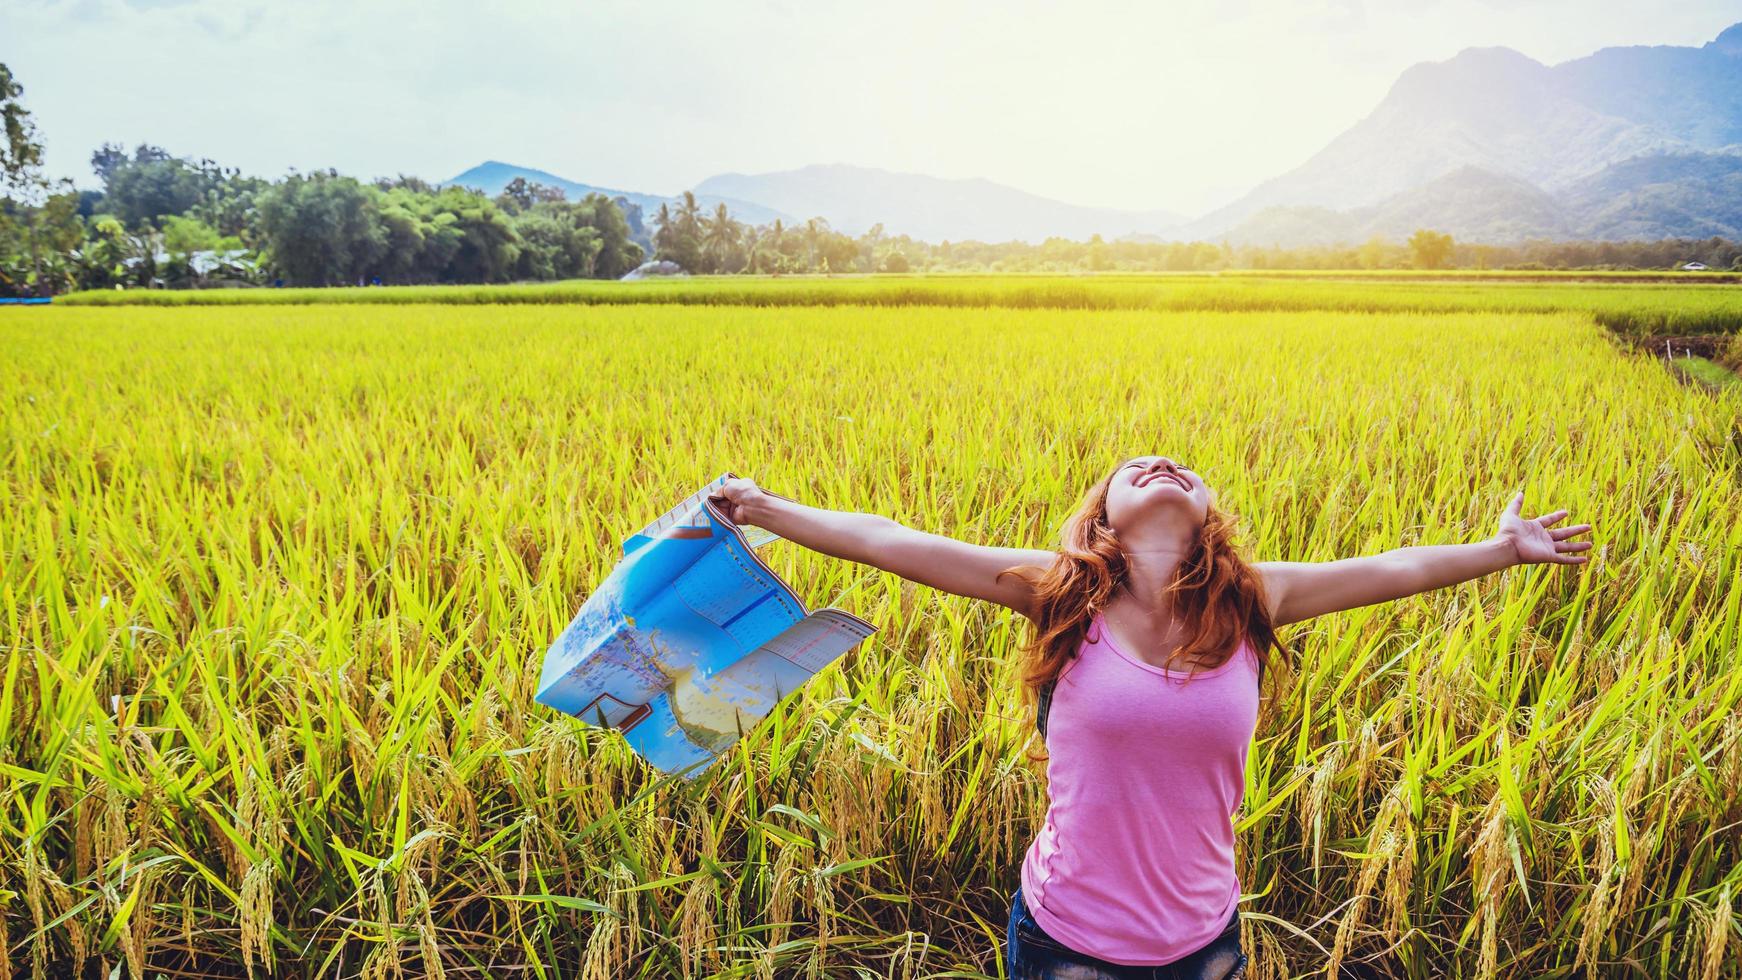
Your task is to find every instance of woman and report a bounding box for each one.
[709,457,1591,979]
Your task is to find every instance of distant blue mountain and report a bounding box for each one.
[449,160,1187,243]
[695,164,1186,243]
[452,12,1742,256]
[444,161,790,225]
[1181,20,1742,242]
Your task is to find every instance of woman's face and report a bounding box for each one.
[1104,455,1211,533]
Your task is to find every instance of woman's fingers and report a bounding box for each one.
[708,491,742,523]
[1556,540,1593,553]
[1535,508,1570,527]
[1550,523,1592,540]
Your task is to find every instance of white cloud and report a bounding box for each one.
[4,0,1739,217]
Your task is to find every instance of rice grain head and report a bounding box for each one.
[1698,883,1732,980]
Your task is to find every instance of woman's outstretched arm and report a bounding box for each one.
[1256,490,1593,628]
[710,476,1054,620]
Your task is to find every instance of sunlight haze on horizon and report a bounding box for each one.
[7,0,1741,217]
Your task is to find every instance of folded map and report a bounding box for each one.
[535,474,878,777]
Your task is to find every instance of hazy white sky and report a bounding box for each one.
[6,0,1741,216]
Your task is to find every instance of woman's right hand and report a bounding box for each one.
[709,476,772,527]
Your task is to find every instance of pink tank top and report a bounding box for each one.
[1018,611,1260,965]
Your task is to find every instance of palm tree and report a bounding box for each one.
[677,192,703,242]
[653,202,674,259]
[764,220,786,276]
[703,203,738,274]
[803,217,828,272]
[741,225,762,275]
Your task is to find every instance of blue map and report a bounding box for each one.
[536,475,877,777]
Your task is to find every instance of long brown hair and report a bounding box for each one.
[996,462,1285,748]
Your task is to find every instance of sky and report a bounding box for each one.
[6,0,1741,218]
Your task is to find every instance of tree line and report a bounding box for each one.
[3,61,1739,298]
[7,140,648,293]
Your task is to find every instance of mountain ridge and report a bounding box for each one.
[449,21,1742,249]
[1218,151,1742,247]
[694,163,1186,243]
[443,161,791,226]
[447,160,1188,244]
[1179,20,1742,241]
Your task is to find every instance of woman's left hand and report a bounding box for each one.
[1496,491,1593,566]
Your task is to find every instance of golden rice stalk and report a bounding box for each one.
[96,781,132,882]
[1301,744,1344,876]
[1720,718,1742,813]
[1380,792,1417,941]
[358,938,398,980]
[1576,776,1620,974]
[239,858,276,978]
[1243,919,1286,980]
[1328,783,1409,975]
[121,864,160,980]
[1467,794,1511,980]
[359,872,402,980]
[580,864,639,980]
[179,878,199,958]
[23,836,86,976]
[676,874,718,978]
[1697,884,1732,980]
[1613,734,1661,928]
[23,839,49,980]
[408,871,447,980]
[1351,715,1384,803]
[805,864,836,980]
[766,843,804,951]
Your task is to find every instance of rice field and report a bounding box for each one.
[3,286,1741,978]
[52,272,1742,337]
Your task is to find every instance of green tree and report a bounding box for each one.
[0,62,71,295]
[703,203,740,273]
[496,177,566,215]
[74,214,139,289]
[572,193,643,279]
[374,185,462,283]
[97,145,208,228]
[255,171,388,285]
[512,207,599,279]
[161,213,221,254]
[612,196,649,252]
[1357,235,1389,270]
[653,196,704,272]
[89,142,263,241]
[1408,229,1454,270]
[802,217,828,271]
[89,142,130,187]
[817,225,859,273]
[859,222,885,273]
[1086,233,1111,271]
[436,187,519,283]
[5,189,84,294]
[757,219,788,274]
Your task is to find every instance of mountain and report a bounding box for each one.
[694,164,1185,243]
[1562,150,1742,240]
[1180,21,1742,242]
[1219,151,1742,248]
[449,22,1742,250]
[1223,166,1574,246]
[444,161,790,225]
